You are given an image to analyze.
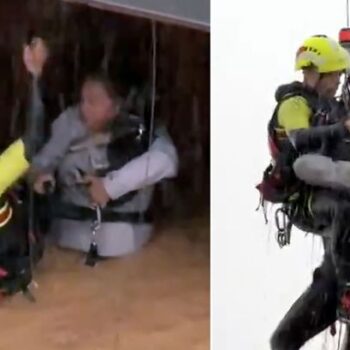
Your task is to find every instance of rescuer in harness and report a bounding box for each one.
[292,31,350,196]
[257,35,350,249]
[255,34,350,348]
[0,36,50,298]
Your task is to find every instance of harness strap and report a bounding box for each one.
[85,206,101,267]
[255,193,268,224]
[53,202,153,224]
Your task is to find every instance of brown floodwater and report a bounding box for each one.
[0,216,209,350]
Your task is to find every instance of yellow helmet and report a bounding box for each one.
[295,35,350,73]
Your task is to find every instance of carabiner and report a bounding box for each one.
[86,205,102,267]
[275,207,291,248]
[91,205,102,233]
[275,208,287,232]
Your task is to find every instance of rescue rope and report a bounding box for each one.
[85,205,101,267]
[144,20,157,178]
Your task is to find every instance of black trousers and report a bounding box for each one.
[270,251,337,349]
[271,190,346,349]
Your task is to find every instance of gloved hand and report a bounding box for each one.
[23,37,49,78]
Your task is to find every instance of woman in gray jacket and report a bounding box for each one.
[31,72,178,259]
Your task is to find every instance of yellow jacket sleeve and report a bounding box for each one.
[277,96,312,132]
[0,138,29,197]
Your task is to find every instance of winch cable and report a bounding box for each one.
[137,19,157,224]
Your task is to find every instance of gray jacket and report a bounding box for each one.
[32,106,179,209]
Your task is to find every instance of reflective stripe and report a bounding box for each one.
[0,201,13,228]
[307,191,314,218]
[0,139,29,197]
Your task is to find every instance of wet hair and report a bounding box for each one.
[83,71,122,104]
[26,19,59,53]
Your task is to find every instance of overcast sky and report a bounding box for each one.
[212,0,349,349]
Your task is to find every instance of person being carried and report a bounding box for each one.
[30,71,178,260]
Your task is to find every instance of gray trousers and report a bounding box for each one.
[49,219,153,257]
[293,154,350,191]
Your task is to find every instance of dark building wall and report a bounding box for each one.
[0,1,210,216]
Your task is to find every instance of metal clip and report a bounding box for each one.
[92,205,101,234]
[85,206,102,267]
[275,208,291,248]
[137,123,145,140]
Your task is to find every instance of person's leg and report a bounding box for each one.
[270,252,337,349]
[303,189,350,322]
[293,154,350,190]
[287,188,350,326]
[329,202,350,321]
[271,191,340,349]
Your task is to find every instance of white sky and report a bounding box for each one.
[212,0,350,349]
